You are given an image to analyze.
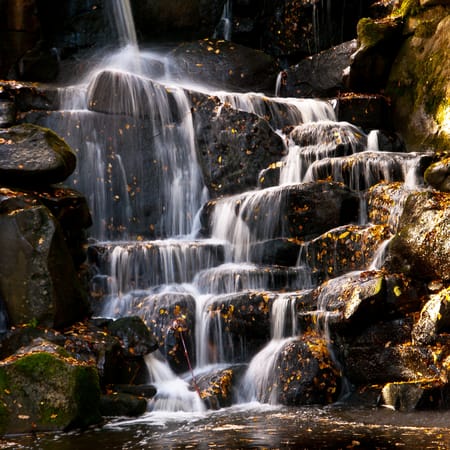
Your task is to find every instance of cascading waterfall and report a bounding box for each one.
[46,0,431,417]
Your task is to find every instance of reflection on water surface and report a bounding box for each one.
[4,404,450,449]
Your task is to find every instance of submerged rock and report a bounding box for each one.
[0,124,76,186]
[0,341,101,434]
[196,365,246,409]
[99,392,147,417]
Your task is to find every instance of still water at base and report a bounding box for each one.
[5,404,450,449]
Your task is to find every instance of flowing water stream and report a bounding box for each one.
[9,1,446,448]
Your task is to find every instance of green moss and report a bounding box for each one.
[357,18,386,48]
[72,366,102,428]
[392,0,422,18]
[13,352,66,379]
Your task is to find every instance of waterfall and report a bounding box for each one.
[39,0,431,417]
[111,0,139,48]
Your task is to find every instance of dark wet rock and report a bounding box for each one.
[108,291,196,374]
[169,39,279,93]
[35,0,112,54]
[205,290,276,362]
[314,271,386,330]
[381,379,450,411]
[131,0,225,43]
[348,16,404,93]
[0,123,76,187]
[0,101,16,127]
[0,80,59,112]
[343,342,436,385]
[334,94,393,131]
[0,341,101,434]
[196,365,246,409]
[110,384,157,399]
[35,186,92,267]
[279,40,357,98]
[424,157,450,192]
[193,97,285,196]
[386,190,450,281]
[107,316,159,357]
[313,270,421,333]
[246,0,370,63]
[0,190,90,328]
[200,181,360,242]
[412,287,450,345]
[366,182,411,233]
[273,333,341,406]
[99,392,147,417]
[249,238,304,267]
[10,44,60,83]
[304,224,390,281]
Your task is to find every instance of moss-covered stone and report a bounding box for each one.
[0,348,102,434]
[386,8,450,150]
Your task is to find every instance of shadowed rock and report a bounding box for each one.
[0,123,76,186]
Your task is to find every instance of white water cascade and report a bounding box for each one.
[35,0,431,416]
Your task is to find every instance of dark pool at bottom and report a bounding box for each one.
[3,403,450,450]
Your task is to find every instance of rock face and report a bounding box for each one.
[0,124,76,186]
[279,40,358,98]
[170,39,279,93]
[0,341,102,434]
[386,3,450,150]
[273,333,341,405]
[386,191,450,281]
[193,97,286,196]
[0,188,90,328]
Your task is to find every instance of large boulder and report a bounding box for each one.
[169,39,279,93]
[0,123,76,186]
[386,190,450,281]
[193,96,285,196]
[386,4,450,150]
[348,16,404,93]
[279,40,358,98]
[203,290,276,363]
[0,189,90,328]
[273,333,341,405]
[0,340,101,434]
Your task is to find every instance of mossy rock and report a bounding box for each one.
[0,348,101,434]
[387,9,450,150]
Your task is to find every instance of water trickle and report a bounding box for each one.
[214,0,233,41]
